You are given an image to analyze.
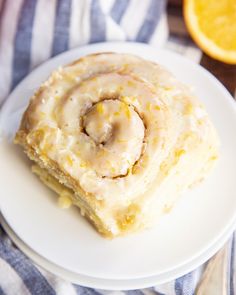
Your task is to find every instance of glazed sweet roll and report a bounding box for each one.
[15,53,219,237]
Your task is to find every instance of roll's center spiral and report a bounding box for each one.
[82,99,145,178]
[83,101,113,145]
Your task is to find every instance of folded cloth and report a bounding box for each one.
[0,0,234,294]
[0,0,168,105]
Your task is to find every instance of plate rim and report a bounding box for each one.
[0,212,235,290]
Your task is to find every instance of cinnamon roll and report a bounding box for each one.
[15,53,219,238]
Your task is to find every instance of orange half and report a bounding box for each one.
[184,0,236,64]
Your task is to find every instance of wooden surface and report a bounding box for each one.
[167,0,236,97]
[201,55,236,97]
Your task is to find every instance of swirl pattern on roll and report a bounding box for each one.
[16,53,219,236]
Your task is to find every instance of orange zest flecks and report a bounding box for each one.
[184,104,193,115]
[65,155,73,166]
[146,102,152,111]
[175,149,186,158]
[80,160,89,168]
[96,102,104,114]
[152,137,158,146]
[154,105,160,111]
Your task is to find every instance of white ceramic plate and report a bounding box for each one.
[0,209,235,290]
[0,42,236,281]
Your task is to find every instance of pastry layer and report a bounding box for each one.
[32,164,114,237]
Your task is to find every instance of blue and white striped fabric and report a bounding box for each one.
[0,0,168,105]
[0,1,234,294]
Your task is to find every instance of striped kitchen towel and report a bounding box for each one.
[0,0,168,105]
[0,0,234,294]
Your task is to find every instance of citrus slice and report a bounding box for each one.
[184,0,236,64]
